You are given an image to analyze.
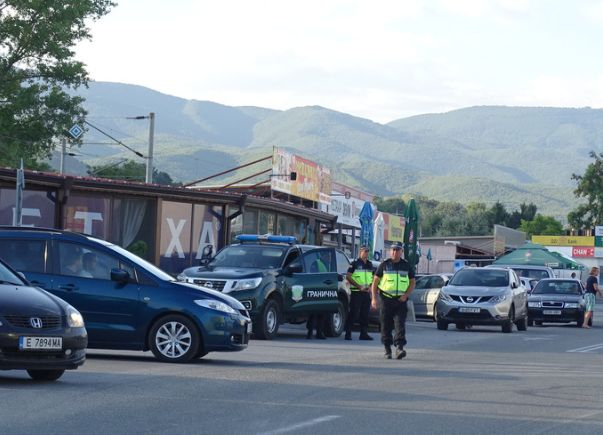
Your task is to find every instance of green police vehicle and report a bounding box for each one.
[178,235,351,339]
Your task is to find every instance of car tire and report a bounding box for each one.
[437,319,448,330]
[26,369,65,381]
[455,323,466,330]
[149,314,200,363]
[324,301,346,337]
[254,298,280,340]
[588,316,593,327]
[516,315,528,331]
[576,313,585,328]
[501,306,514,333]
[432,303,438,322]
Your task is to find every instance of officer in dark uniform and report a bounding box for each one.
[370,242,416,359]
[344,245,374,341]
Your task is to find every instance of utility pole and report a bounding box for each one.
[146,112,155,184]
[60,138,66,173]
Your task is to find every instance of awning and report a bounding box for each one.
[493,242,585,270]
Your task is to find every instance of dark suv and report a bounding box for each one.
[178,235,351,339]
[0,227,251,363]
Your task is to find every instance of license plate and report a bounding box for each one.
[459,307,481,313]
[246,322,252,334]
[19,336,62,350]
[543,310,562,315]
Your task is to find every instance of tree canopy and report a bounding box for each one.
[568,150,603,229]
[0,0,115,169]
[87,160,179,186]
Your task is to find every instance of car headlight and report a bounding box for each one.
[528,301,541,308]
[490,295,507,304]
[194,299,237,314]
[564,302,579,308]
[439,292,453,302]
[66,306,85,328]
[229,277,262,292]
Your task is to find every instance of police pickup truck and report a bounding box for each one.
[178,235,351,339]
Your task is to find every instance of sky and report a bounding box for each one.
[75,0,603,123]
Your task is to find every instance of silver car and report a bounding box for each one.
[436,267,528,333]
[410,274,452,320]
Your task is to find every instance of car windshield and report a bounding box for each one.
[92,239,175,282]
[532,280,582,295]
[209,246,285,268]
[450,269,509,287]
[0,261,25,286]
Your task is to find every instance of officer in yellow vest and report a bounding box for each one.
[344,245,374,341]
[370,241,416,359]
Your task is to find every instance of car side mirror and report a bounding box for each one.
[512,282,518,289]
[111,268,130,284]
[284,264,303,276]
[199,258,210,266]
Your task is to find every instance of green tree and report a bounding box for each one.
[568,151,603,229]
[88,160,179,185]
[519,215,563,237]
[0,0,115,169]
[373,196,406,215]
[488,201,509,227]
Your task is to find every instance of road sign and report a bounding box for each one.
[68,124,83,139]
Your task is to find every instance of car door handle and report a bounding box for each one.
[323,280,333,285]
[58,284,79,292]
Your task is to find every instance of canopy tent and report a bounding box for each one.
[493,242,585,270]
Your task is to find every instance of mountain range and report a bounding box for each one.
[60,81,602,220]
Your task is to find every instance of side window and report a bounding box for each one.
[303,250,334,273]
[58,242,129,280]
[431,276,445,288]
[282,249,300,267]
[0,239,46,273]
[335,250,350,274]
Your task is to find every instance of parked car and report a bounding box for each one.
[178,234,351,339]
[436,267,529,333]
[410,273,452,321]
[488,264,555,281]
[0,227,250,363]
[527,279,586,327]
[0,257,87,381]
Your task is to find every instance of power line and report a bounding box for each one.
[83,120,144,158]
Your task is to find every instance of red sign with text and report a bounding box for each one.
[572,246,595,258]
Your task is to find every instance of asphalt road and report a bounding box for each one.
[2,304,603,435]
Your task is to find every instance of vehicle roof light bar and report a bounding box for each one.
[235,234,297,244]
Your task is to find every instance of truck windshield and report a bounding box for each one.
[210,246,285,268]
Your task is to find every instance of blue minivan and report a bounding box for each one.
[0,227,251,363]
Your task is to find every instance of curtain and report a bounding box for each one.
[121,199,147,248]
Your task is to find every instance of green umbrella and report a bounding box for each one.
[403,199,420,274]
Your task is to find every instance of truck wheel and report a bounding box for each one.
[27,369,65,381]
[149,314,200,363]
[254,299,280,340]
[325,301,346,337]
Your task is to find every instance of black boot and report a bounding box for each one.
[306,329,312,339]
[316,330,326,339]
[359,329,373,340]
[384,346,392,359]
[344,331,352,340]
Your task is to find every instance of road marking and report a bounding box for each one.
[258,415,341,435]
[567,342,603,353]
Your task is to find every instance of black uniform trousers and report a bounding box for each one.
[306,314,326,337]
[379,294,408,348]
[345,290,370,334]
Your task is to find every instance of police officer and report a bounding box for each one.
[370,242,416,359]
[344,245,374,341]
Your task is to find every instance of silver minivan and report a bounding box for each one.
[436,267,528,333]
